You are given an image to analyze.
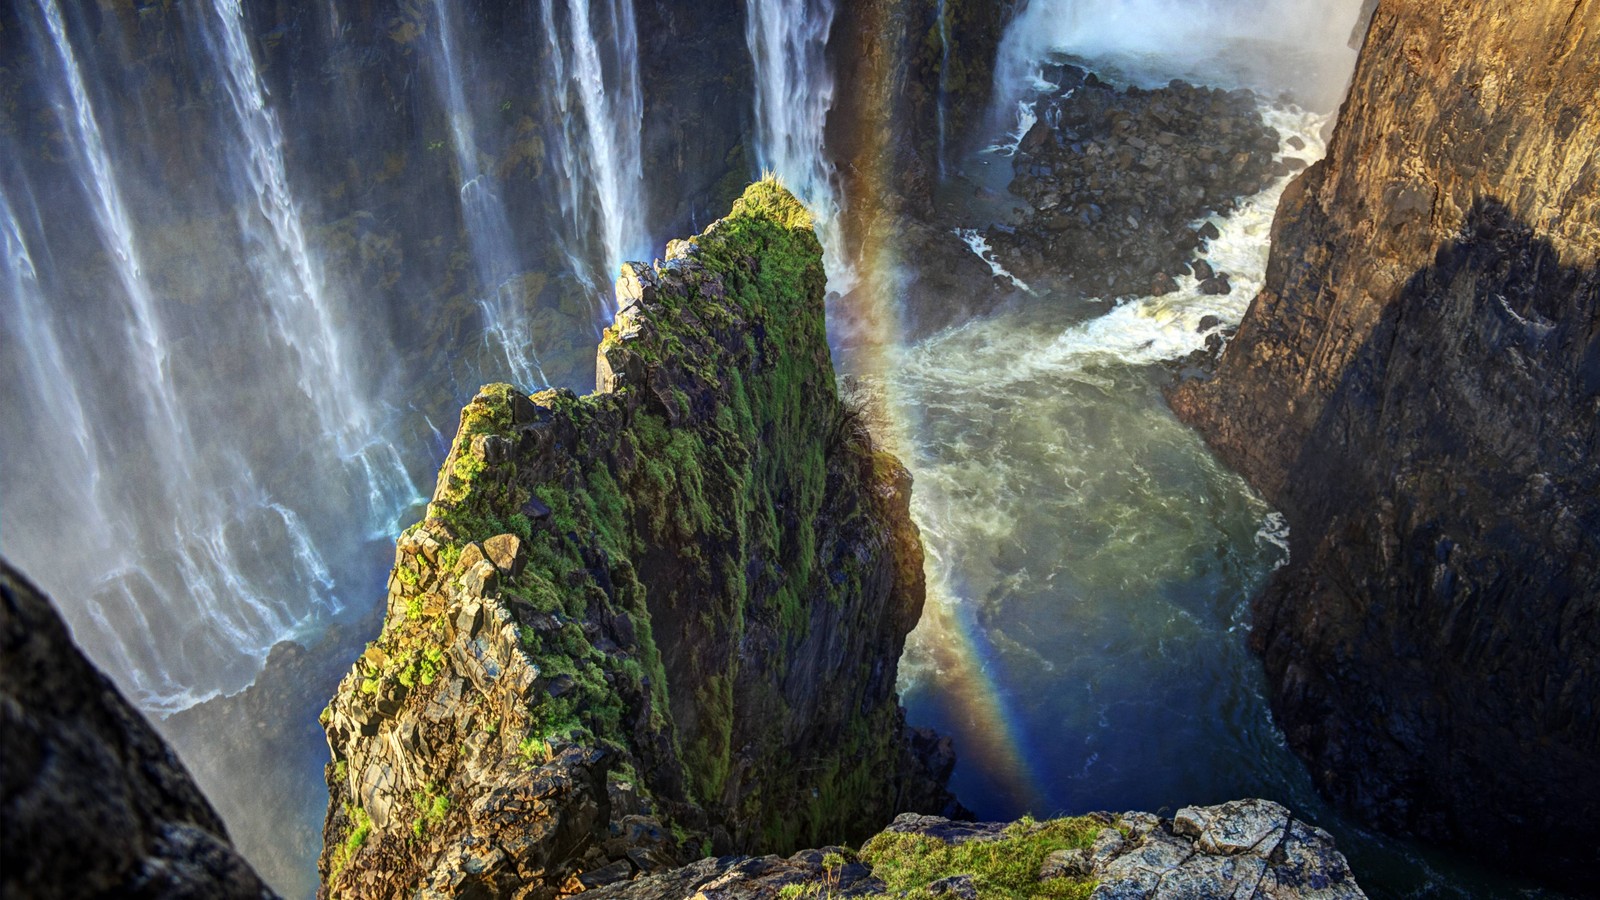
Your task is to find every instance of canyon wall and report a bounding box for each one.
[317,182,953,899]
[0,561,276,899]
[1171,0,1599,883]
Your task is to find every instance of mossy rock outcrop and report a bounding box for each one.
[583,799,1364,900]
[318,181,954,899]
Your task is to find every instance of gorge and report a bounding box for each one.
[2,0,1595,898]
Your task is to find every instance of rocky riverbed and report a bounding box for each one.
[987,66,1303,298]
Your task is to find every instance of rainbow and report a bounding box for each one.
[824,82,1045,811]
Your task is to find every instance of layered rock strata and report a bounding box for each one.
[0,560,277,899]
[585,799,1364,899]
[1171,0,1599,883]
[318,182,952,899]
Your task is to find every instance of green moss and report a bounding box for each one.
[356,178,913,862]
[859,817,1101,900]
[329,804,372,881]
[411,783,451,840]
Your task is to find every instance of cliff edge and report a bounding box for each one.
[1170,0,1599,883]
[0,560,277,899]
[318,181,952,899]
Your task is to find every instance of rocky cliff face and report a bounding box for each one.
[584,800,1364,900]
[0,560,276,899]
[318,182,952,899]
[827,0,1021,338]
[1170,0,1599,884]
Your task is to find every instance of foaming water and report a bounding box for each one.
[894,307,1293,815]
[893,99,1327,814]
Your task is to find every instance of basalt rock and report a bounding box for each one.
[318,182,953,899]
[583,799,1364,899]
[0,560,277,900]
[1170,0,1600,886]
[990,68,1285,297]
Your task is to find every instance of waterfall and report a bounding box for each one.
[0,0,413,712]
[935,0,952,178]
[744,0,854,293]
[538,0,651,320]
[199,0,420,525]
[427,0,548,389]
[37,0,187,475]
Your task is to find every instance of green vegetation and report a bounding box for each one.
[335,179,918,879]
[328,804,372,881]
[859,817,1102,900]
[411,783,451,840]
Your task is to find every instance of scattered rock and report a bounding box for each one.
[586,802,1364,899]
[927,874,979,899]
[987,68,1281,297]
[481,534,525,577]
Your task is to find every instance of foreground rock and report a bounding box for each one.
[989,66,1287,297]
[586,799,1363,899]
[0,560,276,899]
[1170,0,1599,886]
[318,181,954,899]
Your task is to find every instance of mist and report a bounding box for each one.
[994,0,1367,115]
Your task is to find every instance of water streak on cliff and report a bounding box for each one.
[539,0,652,320]
[428,0,548,388]
[202,0,419,525]
[745,0,854,292]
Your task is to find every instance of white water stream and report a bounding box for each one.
[429,0,548,388]
[539,0,652,319]
[744,0,855,293]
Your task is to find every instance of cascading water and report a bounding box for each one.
[935,0,952,178]
[199,0,419,528]
[538,0,652,319]
[744,0,855,293]
[0,0,416,715]
[427,0,548,389]
[24,0,298,709]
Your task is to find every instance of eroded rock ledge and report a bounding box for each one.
[318,181,953,899]
[1170,0,1599,884]
[583,799,1363,900]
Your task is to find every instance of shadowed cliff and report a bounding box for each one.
[1171,0,1600,885]
[0,560,277,899]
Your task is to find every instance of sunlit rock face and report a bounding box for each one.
[584,800,1365,899]
[0,560,277,900]
[317,183,954,900]
[1171,0,1600,884]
